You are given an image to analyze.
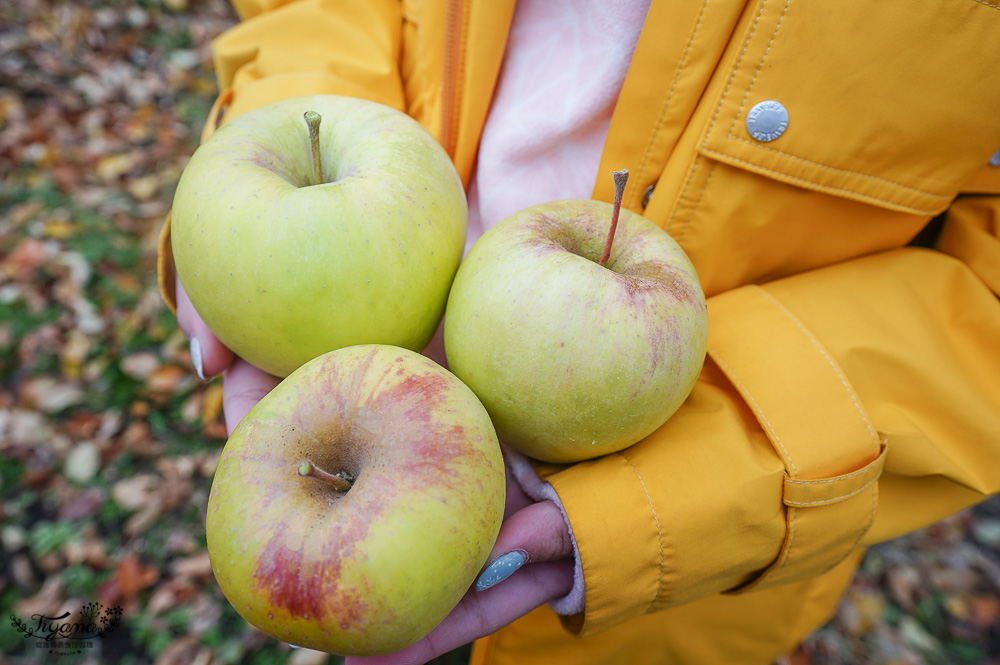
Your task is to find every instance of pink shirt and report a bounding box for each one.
[464,0,652,616]
[465,0,652,254]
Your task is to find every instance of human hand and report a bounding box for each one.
[177,277,575,664]
[346,457,576,665]
[175,275,280,434]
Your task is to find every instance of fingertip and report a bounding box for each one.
[175,275,233,379]
[476,550,527,592]
[194,330,235,379]
[490,501,573,564]
[189,336,206,381]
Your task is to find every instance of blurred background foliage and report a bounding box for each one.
[0,1,997,664]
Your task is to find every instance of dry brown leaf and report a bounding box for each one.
[59,487,106,521]
[124,499,165,537]
[180,391,202,424]
[153,636,201,665]
[21,376,85,413]
[288,648,332,665]
[120,351,161,380]
[887,564,921,612]
[120,419,165,457]
[10,554,38,591]
[928,566,980,595]
[95,151,138,181]
[114,552,159,601]
[112,474,160,510]
[147,364,194,393]
[201,382,224,424]
[198,450,221,477]
[15,576,66,619]
[170,551,212,579]
[2,408,51,445]
[969,595,1000,628]
[64,440,101,482]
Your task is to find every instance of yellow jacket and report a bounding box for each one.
[158,0,1000,662]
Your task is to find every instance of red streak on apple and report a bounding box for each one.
[253,523,369,626]
[516,209,705,385]
[230,347,497,632]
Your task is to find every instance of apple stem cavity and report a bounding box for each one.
[599,169,629,268]
[297,459,353,492]
[304,111,325,186]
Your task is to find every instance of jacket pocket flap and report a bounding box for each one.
[700,0,1000,215]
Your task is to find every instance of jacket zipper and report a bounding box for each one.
[441,0,465,157]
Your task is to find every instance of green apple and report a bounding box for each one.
[206,344,505,656]
[171,94,467,377]
[444,171,708,463]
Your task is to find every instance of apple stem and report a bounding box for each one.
[599,169,629,268]
[297,459,353,491]
[304,111,325,186]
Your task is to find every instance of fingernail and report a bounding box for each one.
[190,337,206,381]
[476,551,526,592]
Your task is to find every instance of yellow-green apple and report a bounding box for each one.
[171,94,467,377]
[205,344,505,656]
[444,171,707,463]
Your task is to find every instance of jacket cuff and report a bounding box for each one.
[707,285,887,593]
[504,451,585,616]
[157,211,177,315]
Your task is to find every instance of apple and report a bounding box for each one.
[171,94,467,377]
[444,171,708,463]
[206,344,505,656]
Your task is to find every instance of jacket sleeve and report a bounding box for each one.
[542,196,1000,637]
[158,0,404,312]
[208,0,404,126]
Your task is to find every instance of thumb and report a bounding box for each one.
[475,500,573,592]
[222,358,281,436]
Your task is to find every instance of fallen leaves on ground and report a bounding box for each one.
[0,2,997,665]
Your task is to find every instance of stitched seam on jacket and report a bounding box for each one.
[619,451,665,613]
[670,157,717,243]
[630,0,710,210]
[702,0,769,142]
[784,477,879,507]
[676,0,765,237]
[851,484,880,554]
[725,0,792,138]
[698,148,944,214]
[707,347,798,476]
[721,137,956,200]
[755,287,882,453]
[776,506,798,572]
[784,457,879,486]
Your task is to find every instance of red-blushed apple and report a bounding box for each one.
[444,171,708,463]
[171,94,467,377]
[205,345,505,656]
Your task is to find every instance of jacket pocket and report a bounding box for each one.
[699,0,1000,215]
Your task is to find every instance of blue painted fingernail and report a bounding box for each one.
[190,337,206,381]
[476,551,526,592]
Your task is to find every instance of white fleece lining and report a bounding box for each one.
[505,448,586,616]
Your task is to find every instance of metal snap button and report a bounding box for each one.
[746,100,789,143]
